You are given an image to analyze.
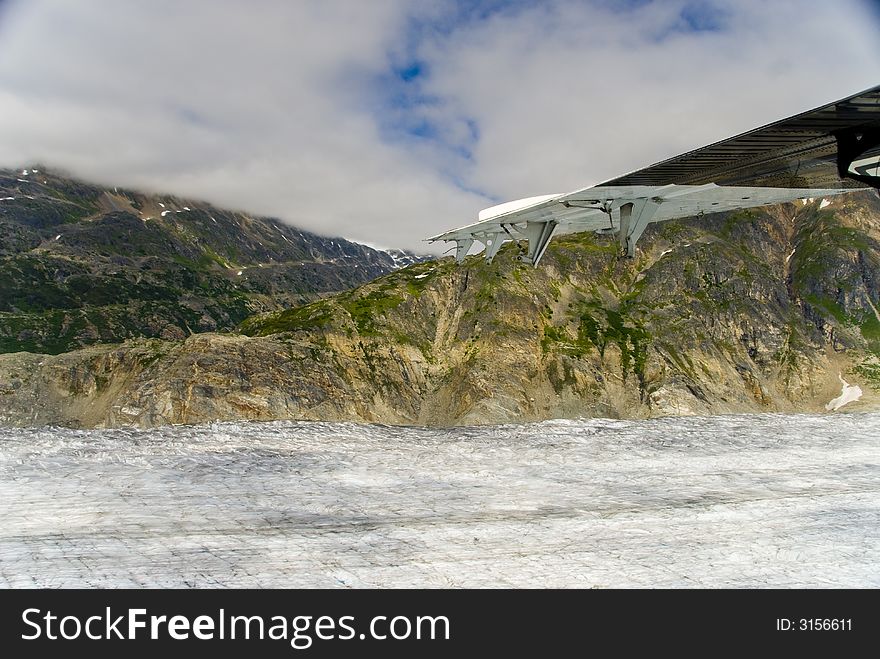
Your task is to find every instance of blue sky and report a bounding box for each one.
[372,1,735,198]
[0,0,877,251]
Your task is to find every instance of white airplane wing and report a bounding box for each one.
[428,84,880,265]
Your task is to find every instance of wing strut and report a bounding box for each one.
[481,231,504,263]
[454,238,473,263]
[519,221,558,267]
[618,198,660,257]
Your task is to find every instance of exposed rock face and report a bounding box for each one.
[1,192,879,428]
[0,168,426,354]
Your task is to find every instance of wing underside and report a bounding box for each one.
[428,84,880,265]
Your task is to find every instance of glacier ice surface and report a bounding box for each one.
[1,413,877,588]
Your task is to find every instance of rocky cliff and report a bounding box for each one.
[0,168,424,354]
[1,191,879,428]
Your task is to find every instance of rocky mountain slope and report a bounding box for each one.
[0,168,424,354]
[1,190,879,428]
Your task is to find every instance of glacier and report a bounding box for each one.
[1,413,877,588]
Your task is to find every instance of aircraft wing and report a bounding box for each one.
[428,84,880,264]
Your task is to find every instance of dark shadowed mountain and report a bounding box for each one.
[0,167,427,354]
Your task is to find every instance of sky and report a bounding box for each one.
[0,0,877,252]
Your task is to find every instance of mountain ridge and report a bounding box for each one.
[1,188,878,428]
[0,167,426,354]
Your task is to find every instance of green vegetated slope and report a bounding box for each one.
[237,190,880,422]
[0,168,421,354]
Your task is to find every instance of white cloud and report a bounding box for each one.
[418,0,879,199]
[0,0,876,252]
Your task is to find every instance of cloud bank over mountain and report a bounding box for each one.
[0,0,876,250]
